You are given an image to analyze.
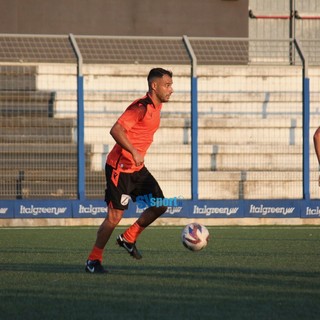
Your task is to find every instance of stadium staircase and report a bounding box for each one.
[0,66,97,199]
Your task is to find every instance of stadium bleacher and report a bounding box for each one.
[1,63,319,200]
[0,66,82,199]
[75,64,319,199]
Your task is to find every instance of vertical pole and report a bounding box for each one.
[183,35,198,200]
[289,0,296,64]
[69,34,85,200]
[294,39,310,200]
[302,76,310,200]
[191,76,198,200]
[77,75,85,200]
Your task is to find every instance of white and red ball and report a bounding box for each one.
[181,223,209,251]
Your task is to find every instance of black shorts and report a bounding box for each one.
[104,163,164,210]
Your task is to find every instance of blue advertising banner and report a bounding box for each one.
[72,200,107,218]
[244,200,300,218]
[14,200,72,219]
[300,200,320,218]
[190,200,243,218]
[0,199,319,219]
[0,201,14,218]
[132,200,243,219]
[134,197,184,218]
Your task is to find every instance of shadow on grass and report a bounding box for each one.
[0,261,319,283]
[1,263,320,320]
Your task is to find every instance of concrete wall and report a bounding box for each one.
[0,0,248,37]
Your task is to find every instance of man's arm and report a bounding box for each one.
[110,122,144,167]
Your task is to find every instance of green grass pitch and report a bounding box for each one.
[0,226,319,320]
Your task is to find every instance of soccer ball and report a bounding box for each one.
[181,223,209,251]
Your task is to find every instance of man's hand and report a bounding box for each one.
[132,149,144,167]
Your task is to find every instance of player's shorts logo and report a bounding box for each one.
[120,194,131,206]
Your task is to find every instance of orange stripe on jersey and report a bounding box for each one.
[111,168,120,186]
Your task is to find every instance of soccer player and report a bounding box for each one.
[314,127,320,185]
[85,68,174,273]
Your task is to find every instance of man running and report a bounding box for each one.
[85,68,174,273]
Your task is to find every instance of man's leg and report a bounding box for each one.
[117,205,167,259]
[98,208,124,244]
[137,205,167,227]
[124,205,167,240]
[117,166,167,258]
[86,208,123,273]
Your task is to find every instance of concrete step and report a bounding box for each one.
[53,90,320,117]
[82,116,313,145]
[0,179,77,199]
[0,158,80,170]
[35,63,320,92]
[0,143,90,153]
[1,168,319,200]
[0,126,74,137]
[82,115,320,129]
[0,90,56,117]
[0,143,94,170]
[0,169,105,200]
[56,90,320,103]
[0,135,74,144]
[0,117,75,127]
[154,170,319,199]
[44,73,303,92]
[0,65,37,90]
[0,117,76,143]
[90,142,319,171]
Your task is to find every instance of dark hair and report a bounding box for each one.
[147,68,173,85]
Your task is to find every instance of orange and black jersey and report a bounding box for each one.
[106,93,162,172]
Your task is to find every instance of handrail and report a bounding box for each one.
[249,10,291,19]
[295,11,320,20]
[249,9,320,20]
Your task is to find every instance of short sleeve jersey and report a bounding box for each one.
[106,94,162,172]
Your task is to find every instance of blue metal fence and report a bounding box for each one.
[0,35,319,222]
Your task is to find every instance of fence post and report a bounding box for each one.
[183,35,198,200]
[294,39,310,200]
[289,0,296,64]
[69,34,85,200]
[302,77,310,200]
